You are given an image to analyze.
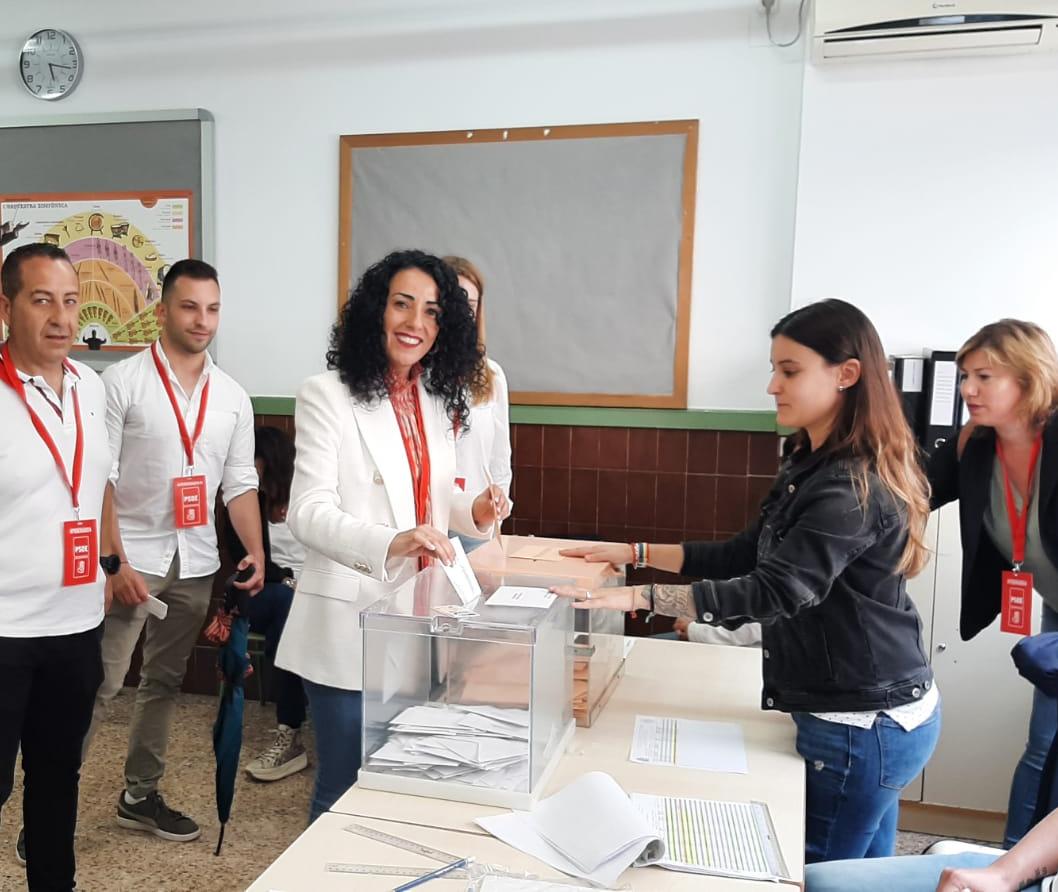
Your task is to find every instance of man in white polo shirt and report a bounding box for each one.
[91,258,264,843]
[0,243,113,891]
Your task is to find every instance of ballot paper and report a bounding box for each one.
[509,543,568,562]
[441,536,482,605]
[365,703,531,790]
[487,586,556,609]
[630,715,748,774]
[476,771,664,888]
[630,793,790,882]
[144,594,168,620]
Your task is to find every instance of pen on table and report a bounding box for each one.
[391,857,471,891]
[481,465,503,553]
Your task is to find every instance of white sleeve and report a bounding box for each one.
[687,622,762,647]
[101,365,128,486]
[285,376,400,583]
[489,362,514,504]
[220,388,260,504]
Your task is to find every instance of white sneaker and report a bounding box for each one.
[245,725,308,782]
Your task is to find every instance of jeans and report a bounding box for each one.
[805,852,1046,892]
[87,556,214,798]
[794,703,942,863]
[1006,602,1058,847]
[302,680,362,823]
[246,582,306,729]
[0,625,103,892]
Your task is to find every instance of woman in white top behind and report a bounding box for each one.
[444,256,513,551]
[275,250,508,822]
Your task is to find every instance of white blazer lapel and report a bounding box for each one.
[352,398,416,531]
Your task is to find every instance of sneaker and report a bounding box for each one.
[116,791,200,842]
[15,825,25,866]
[245,725,308,782]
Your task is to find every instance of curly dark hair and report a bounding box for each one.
[327,250,484,430]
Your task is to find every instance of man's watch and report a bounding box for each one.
[100,554,123,576]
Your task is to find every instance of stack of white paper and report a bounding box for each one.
[476,772,664,888]
[630,793,790,881]
[366,703,531,790]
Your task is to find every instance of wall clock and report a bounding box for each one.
[20,29,83,101]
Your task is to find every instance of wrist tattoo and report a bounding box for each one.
[652,584,696,620]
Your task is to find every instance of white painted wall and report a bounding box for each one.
[0,0,805,410]
[792,52,1058,354]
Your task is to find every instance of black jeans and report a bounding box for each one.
[246,582,306,729]
[0,624,103,892]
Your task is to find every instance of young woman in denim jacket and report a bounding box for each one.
[927,320,1058,847]
[559,299,939,863]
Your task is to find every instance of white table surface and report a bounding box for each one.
[249,638,806,891]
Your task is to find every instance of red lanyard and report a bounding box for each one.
[151,341,211,468]
[393,384,432,573]
[996,433,1044,570]
[404,385,432,526]
[0,344,85,514]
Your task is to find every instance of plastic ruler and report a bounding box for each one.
[324,861,469,879]
[337,820,595,888]
[343,821,461,862]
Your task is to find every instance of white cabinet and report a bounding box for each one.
[903,502,1040,814]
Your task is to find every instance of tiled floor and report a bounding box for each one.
[0,692,315,892]
[0,693,978,890]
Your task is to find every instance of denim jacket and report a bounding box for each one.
[685,446,933,714]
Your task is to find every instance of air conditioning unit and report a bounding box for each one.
[811,0,1058,62]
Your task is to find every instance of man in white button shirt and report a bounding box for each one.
[0,244,114,891]
[89,258,264,843]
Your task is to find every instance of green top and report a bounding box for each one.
[983,454,1058,609]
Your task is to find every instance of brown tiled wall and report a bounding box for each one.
[175,417,780,695]
[509,426,780,543]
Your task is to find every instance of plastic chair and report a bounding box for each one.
[922,840,1005,857]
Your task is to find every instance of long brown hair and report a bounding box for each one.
[443,255,494,405]
[771,299,931,576]
[254,425,295,514]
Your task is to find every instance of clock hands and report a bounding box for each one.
[48,62,74,79]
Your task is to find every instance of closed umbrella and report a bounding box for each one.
[206,568,252,855]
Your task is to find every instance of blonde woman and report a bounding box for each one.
[444,256,512,550]
[928,319,1058,846]
[561,300,939,863]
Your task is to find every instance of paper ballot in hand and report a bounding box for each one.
[441,537,482,606]
[476,772,664,888]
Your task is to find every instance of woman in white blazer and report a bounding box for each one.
[275,250,509,821]
[444,256,513,552]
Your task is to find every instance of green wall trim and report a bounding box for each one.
[509,406,778,431]
[252,395,779,432]
[252,396,297,415]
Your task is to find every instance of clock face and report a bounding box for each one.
[19,29,83,101]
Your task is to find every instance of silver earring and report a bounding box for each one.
[838,385,845,392]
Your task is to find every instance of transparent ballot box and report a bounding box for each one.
[470,536,627,728]
[359,563,575,810]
